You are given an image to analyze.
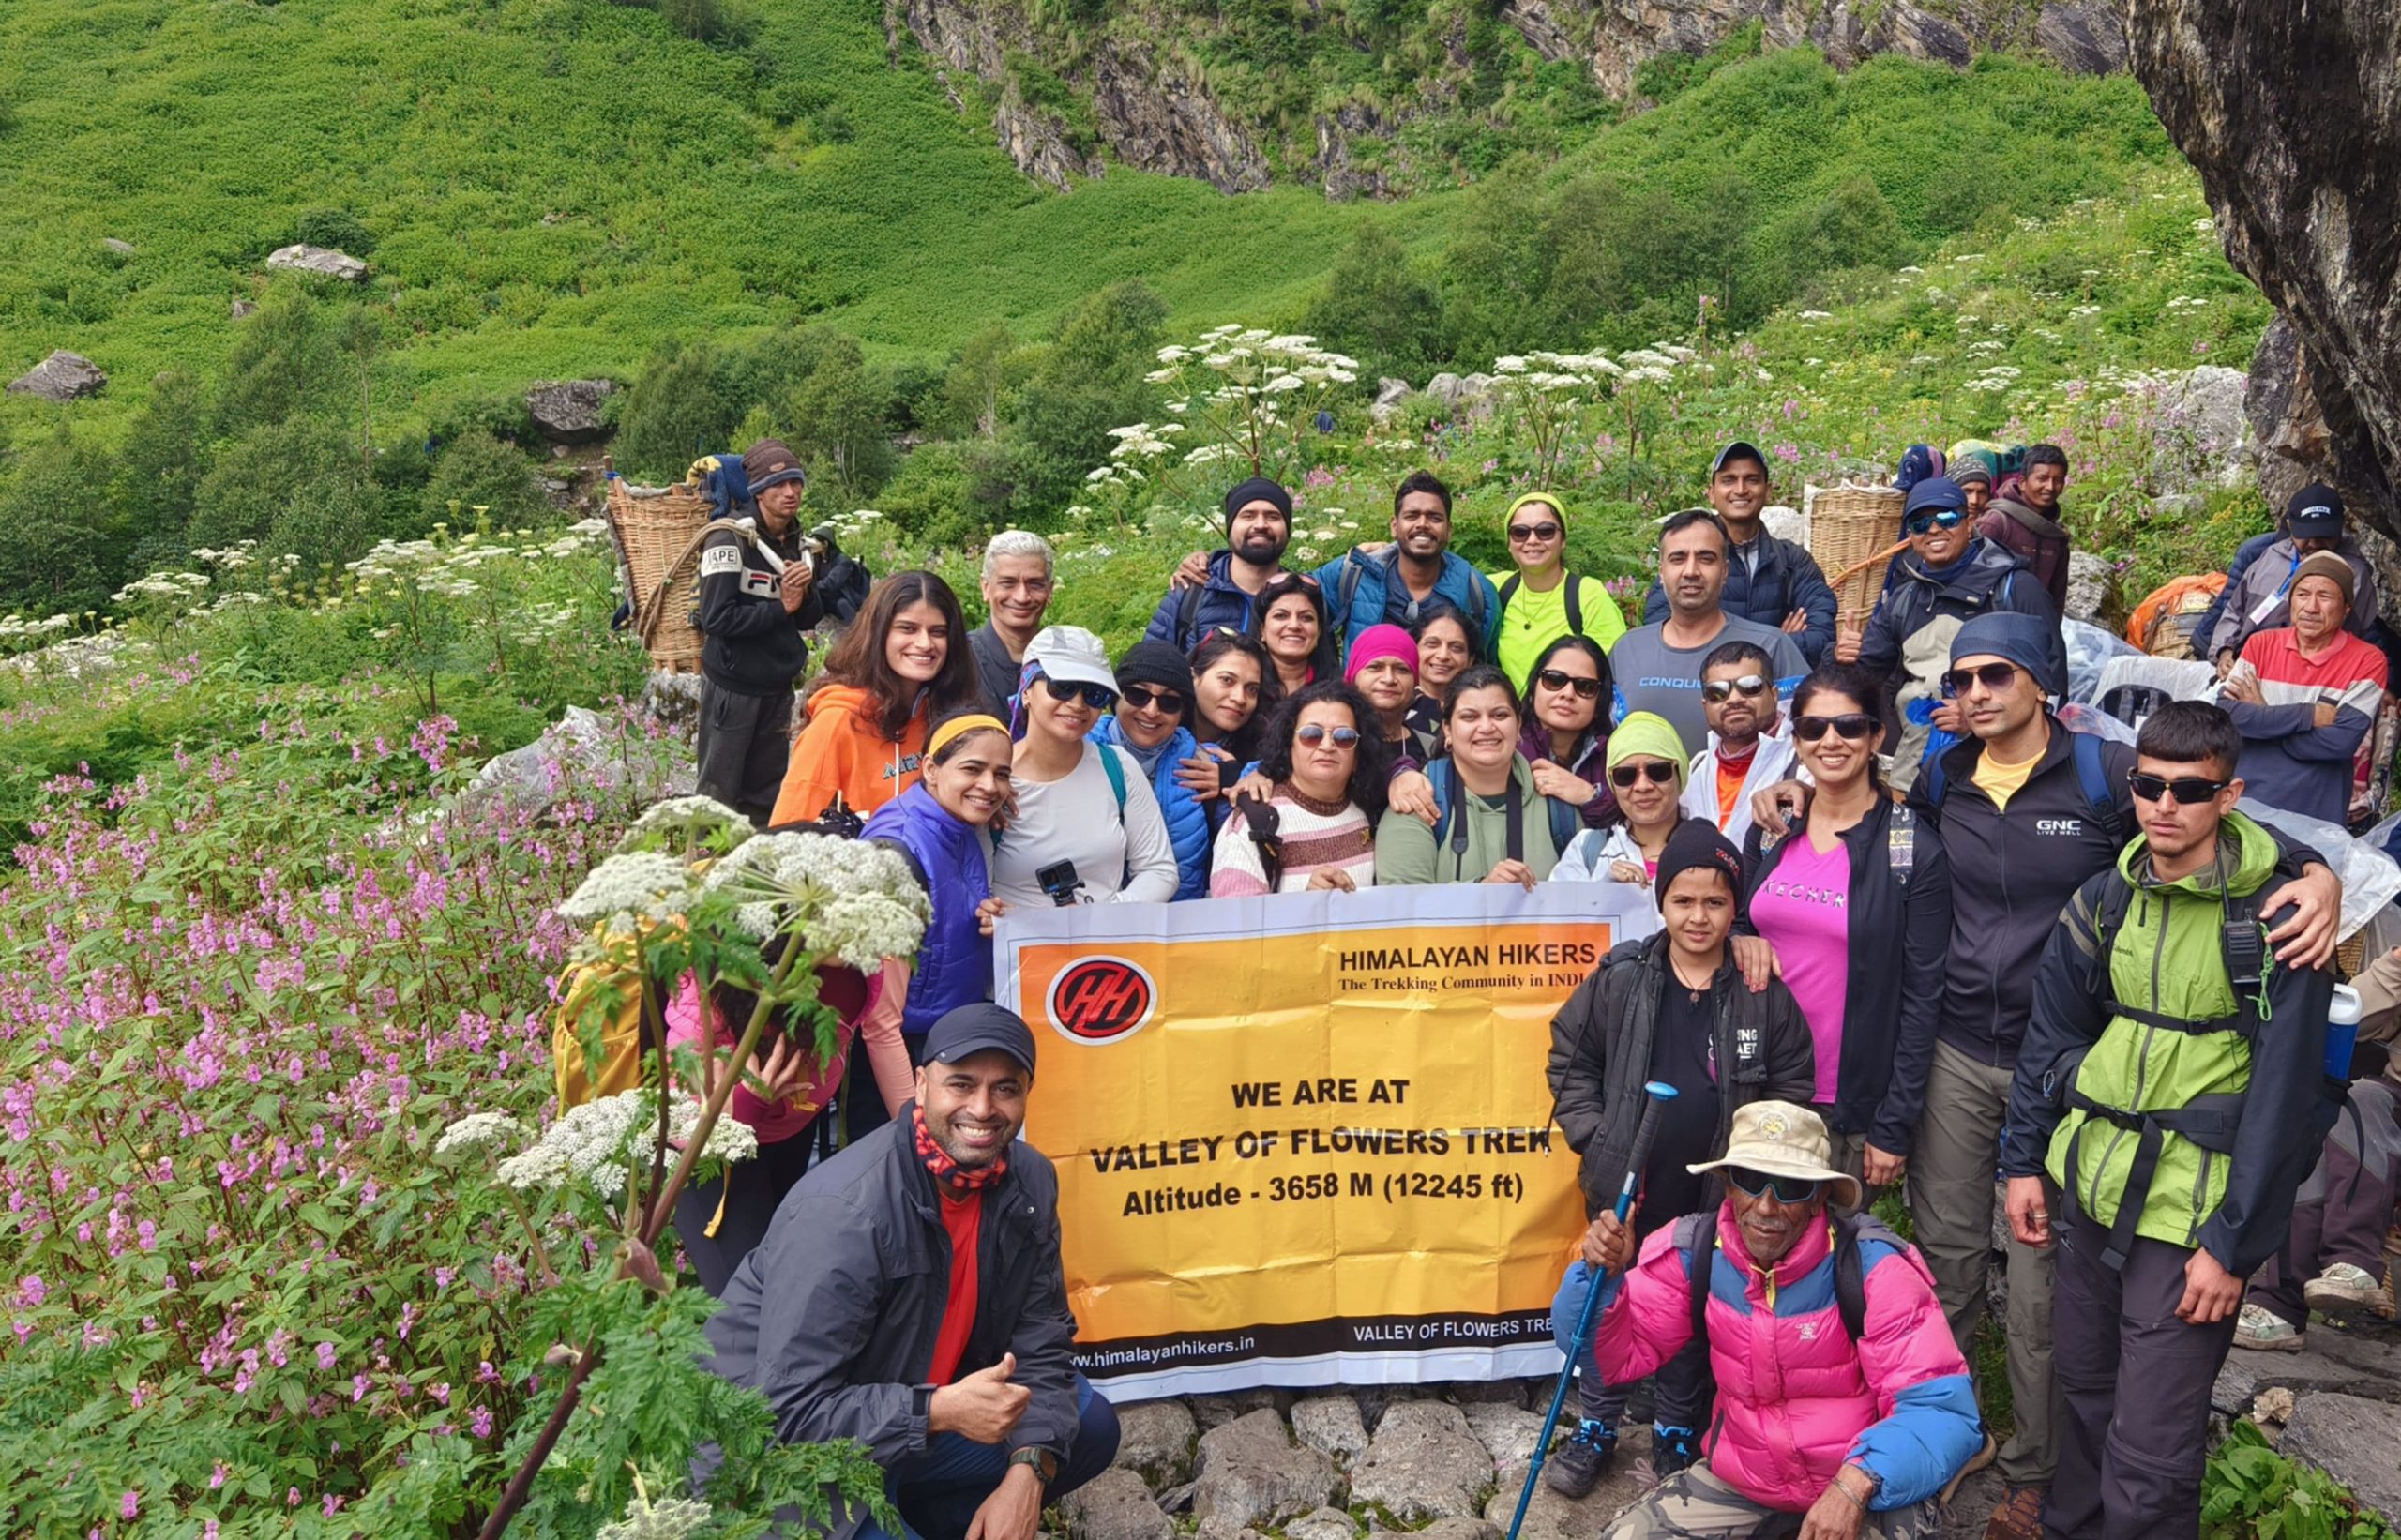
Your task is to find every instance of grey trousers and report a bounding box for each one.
[695,678,794,826]
[2048,1217,2238,1540]
[1601,1461,1940,1540]
[1907,1037,2060,1488]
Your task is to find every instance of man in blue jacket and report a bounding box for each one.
[1312,470,1499,650]
[1642,442,1837,663]
[1147,477,1294,653]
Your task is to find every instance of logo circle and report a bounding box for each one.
[1045,956,1157,1045]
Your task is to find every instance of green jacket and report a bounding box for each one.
[2001,811,2332,1275]
[1375,756,1570,885]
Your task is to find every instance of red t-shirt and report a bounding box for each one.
[928,1189,983,1386]
[2241,627,2389,692]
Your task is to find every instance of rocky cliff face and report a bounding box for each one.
[2131,1,2401,567]
[1574,0,2124,98]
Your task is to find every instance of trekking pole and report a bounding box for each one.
[1506,1080,1678,1540]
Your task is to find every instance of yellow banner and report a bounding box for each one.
[997,884,1659,1397]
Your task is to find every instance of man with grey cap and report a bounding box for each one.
[701,1002,1119,1540]
[1643,441,1839,663]
[2207,483,2378,667]
[1573,1101,1983,1540]
[694,439,823,823]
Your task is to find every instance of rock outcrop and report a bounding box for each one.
[526,379,617,445]
[6,350,106,401]
[1579,1,2124,98]
[2129,1,2401,559]
[266,244,369,281]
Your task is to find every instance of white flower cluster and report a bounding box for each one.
[112,571,212,607]
[1964,364,2026,393]
[616,795,754,854]
[491,1090,759,1199]
[699,831,929,964]
[435,1110,529,1158]
[556,852,699,936]
[596,1493,715,1540]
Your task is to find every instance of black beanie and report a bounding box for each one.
[1114,642,1196,710]
[1223,476,1293,526]
[1654,819,1745,913]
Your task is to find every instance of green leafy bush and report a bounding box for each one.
[2203,1421,2397,1540]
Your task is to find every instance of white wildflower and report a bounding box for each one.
[596,1494,716,1540]
[436,1111,528,1159]
[617,796,753,854]
[557,853,697,934]
[495,1142,571,1192]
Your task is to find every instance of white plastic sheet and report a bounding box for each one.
[2239,797,2401,942]
[2063,619,2143,705]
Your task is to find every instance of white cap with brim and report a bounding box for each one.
[1685,1100,1863,1211]
[1024,625,1120,695]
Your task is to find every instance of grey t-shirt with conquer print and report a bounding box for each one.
[1608,615,1808,754]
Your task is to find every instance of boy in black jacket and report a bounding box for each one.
[1544,820,1816,1495]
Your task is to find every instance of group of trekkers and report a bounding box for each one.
[661,433,2396,1540]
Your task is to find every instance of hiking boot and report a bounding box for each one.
[2303,1262,2384,1317]
[1983,1484,2045,1540]
[1650,1424,1699,1480]
[1545,1419,1616,1498]
[2234,1302,2306,1352]
[1940,1432,1999,1506]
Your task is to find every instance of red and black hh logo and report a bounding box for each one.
[1045,956,1157,1045]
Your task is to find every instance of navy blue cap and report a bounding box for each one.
[1904,476,1967,519]
[1951,611,2068,701]
[924,1003,1037,1079]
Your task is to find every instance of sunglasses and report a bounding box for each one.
[1535,668,1603,700]
[2127,770,2228,806]
[1727,1167,1823,1204]
[1121,684,1185,714]
[1609,760,1678,789]
[1791,713,1875,743]
[1701,674,1769,703]
[1507,521,1563,541]
[1941,662,2020,696]
[1295,723,1361,748]
[1040,676,1117,710]
[1902,508,1966,536]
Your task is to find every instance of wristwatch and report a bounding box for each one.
[1009,1448,1061,1485]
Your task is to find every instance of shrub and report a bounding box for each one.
[419,430,551,536]
[613,339,743,483]
[290,207,376,256]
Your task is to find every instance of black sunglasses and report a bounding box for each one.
[1120,684,1185,714]
[1609,760,1678,788]
[1902,508,1965,536]
[1040,676,1117,710]
[1792,713,1875,743]
[1295,723,1361,747]
[2127,770,2227,806]
[1535,668,1603,700]
[1941,662,2020,696]
[1508,521,1563,541]
[1701,674,1769,703]
[1727,1167,1822,1203]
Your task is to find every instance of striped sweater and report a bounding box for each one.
[1207,784,1376,896]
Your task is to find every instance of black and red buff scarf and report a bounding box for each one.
[914,1104,1009,1193]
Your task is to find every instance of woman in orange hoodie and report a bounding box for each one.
[767,570,982,828]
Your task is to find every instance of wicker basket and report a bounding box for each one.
[604,476,717,673]
[1807,482,1907,623]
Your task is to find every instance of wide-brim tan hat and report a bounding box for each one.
[1686,1101,1862,1211]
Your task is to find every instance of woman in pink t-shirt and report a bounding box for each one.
[1742,664,1954,1202]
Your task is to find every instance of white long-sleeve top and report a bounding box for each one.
[989,743,1180,908]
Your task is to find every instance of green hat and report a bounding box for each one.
[1607,711,1688,791]
[1499,491,1568,537]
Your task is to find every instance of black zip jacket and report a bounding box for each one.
[697,521,824,696]
[1744,794,1953,1154]
[1547,933,1817,1215]
[701,1107,1080,1537]
[1908,724,2137,1068]
[1856,537,2055,687]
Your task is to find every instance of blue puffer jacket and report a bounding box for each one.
[859,784,994,1038]
[1092,717,1211,900]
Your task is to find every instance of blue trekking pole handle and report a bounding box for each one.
[1507,1080,1678,1540]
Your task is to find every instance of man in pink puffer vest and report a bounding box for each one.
[1576,1102,1986,1539]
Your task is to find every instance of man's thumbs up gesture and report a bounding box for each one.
[929,1351,1032,1444]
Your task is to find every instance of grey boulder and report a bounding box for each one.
[1189,1408,1340,1528]
[6,350,106,401]
[1347,1400,1495,1522]
[266,243,369,281]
